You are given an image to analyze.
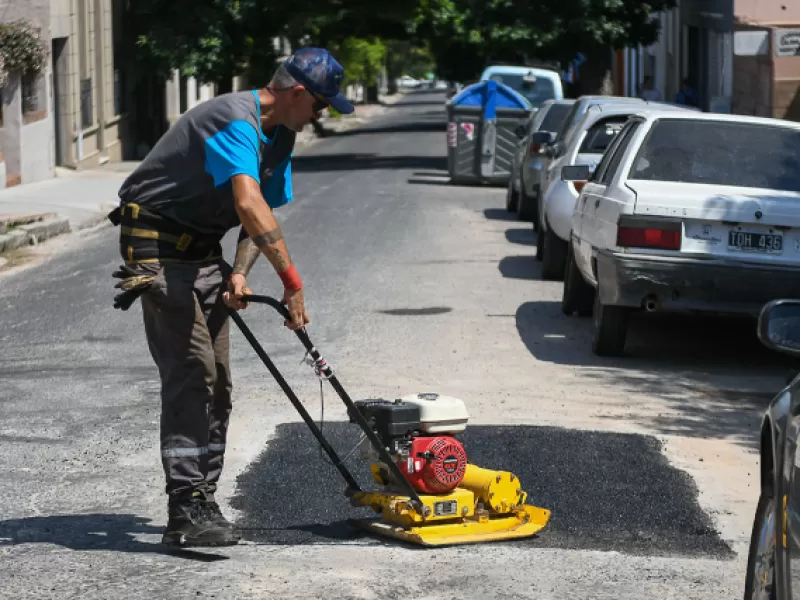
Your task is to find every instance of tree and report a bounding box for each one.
[126,0,418,94]
[384,41,436,93]
[125,0,269,93]
[331,37,387,103]
[516,0,678,95]
[415,0,677,94]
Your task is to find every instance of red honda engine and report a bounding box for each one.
[397,435,467,494]
[354,394,471,495]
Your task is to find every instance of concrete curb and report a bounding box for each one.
[0,217,71,254]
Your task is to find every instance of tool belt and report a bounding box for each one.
[108,202,223,265]
[107,202,224,311]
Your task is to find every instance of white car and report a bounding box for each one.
[560,110,800,356]
[538,102,696,281]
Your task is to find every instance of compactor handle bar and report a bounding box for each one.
[226,294,425,509]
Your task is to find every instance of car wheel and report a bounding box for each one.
[535,226,544,261]
[517,183,536,223]
[506,177,519,212]
[744,488,778,600]
[562,242,594,317]
[541,226,568,281]
[531,187,541,232]
[591,291,630,356]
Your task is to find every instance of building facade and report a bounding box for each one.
[733,0,800,120]
[612,0,800,120]
[0,0,126,188]
[0,0,54,188]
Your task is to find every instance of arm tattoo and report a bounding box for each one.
[264,247,291,271]
[232,237,261,276]
[251,228,284,247]
[251,226,291,272]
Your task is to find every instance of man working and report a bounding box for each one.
[107,48,354,547]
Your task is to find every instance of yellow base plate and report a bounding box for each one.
[349,504,551,547]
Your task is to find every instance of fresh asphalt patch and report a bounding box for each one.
[230,422,733,558]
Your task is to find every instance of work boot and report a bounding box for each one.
[162,490,240,547]
[205,499,239,531]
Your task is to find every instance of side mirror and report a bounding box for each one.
[532,131,556,145]
[758,299,800,357]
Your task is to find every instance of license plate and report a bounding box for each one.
[728,230,783,254]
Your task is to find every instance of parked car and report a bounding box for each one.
[537,102,696,280]
[535,95,647,164]
[744,298,800,600]
[561,110,800,356]
[479,65,564,110]
[398,75,421,89]
[507,99,576,224]
[530,95,647,238]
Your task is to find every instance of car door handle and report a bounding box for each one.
[594,199,600,208]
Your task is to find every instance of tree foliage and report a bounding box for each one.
[126,0,418,90]
[414,0,678,91]
[332,37,387,87]
[0,20,49,78]
[126,0,678,97]
[126,1,248,82]
[385,41,436,81]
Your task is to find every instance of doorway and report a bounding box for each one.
[51,37,68,166]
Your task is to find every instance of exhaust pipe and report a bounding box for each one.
[643,295,659,312]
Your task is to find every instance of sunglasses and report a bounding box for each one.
[308,90,330,113]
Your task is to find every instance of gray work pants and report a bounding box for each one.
[139,260,233,501]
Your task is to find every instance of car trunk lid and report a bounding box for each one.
[625,180,800,263]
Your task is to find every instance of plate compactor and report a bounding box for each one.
[229,295,551,547]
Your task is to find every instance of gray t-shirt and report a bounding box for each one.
[118,90,295,236]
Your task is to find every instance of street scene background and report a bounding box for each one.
[3,0,800,598]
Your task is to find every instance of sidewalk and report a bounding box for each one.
[0,92,405,257]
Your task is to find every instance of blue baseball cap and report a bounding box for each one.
[283,48,355,115]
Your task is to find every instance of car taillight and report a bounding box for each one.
[529,143,541,154]
[617,224,681,250]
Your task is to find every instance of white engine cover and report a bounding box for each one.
[400,393,469,434]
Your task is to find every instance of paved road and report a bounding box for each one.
[0,91,793,599]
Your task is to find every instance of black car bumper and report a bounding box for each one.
[595,250,800,316]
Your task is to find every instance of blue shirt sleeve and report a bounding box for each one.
[204,120,260,187]
[262,154,293,209]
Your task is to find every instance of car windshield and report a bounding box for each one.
[539,103,572,134]
[629,119,800,192]
[578,118,629,154]
[488,73,556,108]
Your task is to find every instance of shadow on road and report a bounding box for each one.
[291,153,446,173]
[380,100,447,108]
[483,208,517,221]
[321,121,446,138]
[505,228,536,245]
[514,298,796,446]
[499,255,541,280]
[0,514,228,561]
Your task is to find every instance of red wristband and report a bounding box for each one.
[278,264,303,291]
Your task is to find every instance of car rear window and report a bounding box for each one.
[540,104,572,133]
[488,73,557,108]
[629,119,800,192]
[578,118,628,154]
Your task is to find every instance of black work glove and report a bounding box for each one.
[112,266,156,310]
